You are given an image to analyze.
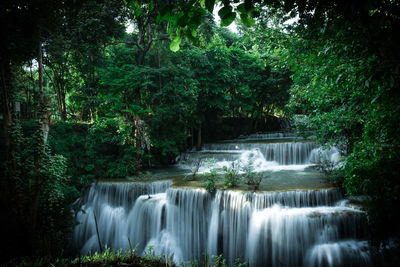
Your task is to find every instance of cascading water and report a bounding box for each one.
[73,133,371,266]
[179,133,340,173]
[182,141,316,165]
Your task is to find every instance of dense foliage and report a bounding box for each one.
[1,121,79,259]
[99,38,290,160]
[249,0,400,244]
[49,121,141,185]
[1,0,399,264]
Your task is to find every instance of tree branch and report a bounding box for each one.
[104,35,170,50]
[153,34,170,41]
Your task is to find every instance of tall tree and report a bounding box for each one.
[1,0,68,260]
[0,0,60,202]
[72,0,125,121]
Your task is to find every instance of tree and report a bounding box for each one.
[0,0,64,210]
[0,0,126,261]
[248,0,400,244]
[0,0,76,260]
[67,0,125,121]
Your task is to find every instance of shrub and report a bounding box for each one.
[203,169,217,193]
[314,159,344,186]
[6,121,79,257]
[49,120,141,183]
[241,165,264,190]
[222,162,240,188]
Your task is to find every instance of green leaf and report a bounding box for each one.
[129,2,136,12]
[135,7,141,17]
[220,12,236,26]
[186,30,200,45]
[149,0,154,11]
[85,164,95,171]
[157,5,173,23]
[205,0,215,13]
[218,6,232,18]
[240,13,255,26]
[170,35,182,52]
[128,0,141,17]
[237,3,246,14]
[190,8,205,27]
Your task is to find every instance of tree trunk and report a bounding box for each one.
[30,43,47,233]
[57,80,67,121]
[191,127,194,148]
[61,84,67,120]
[38,43,49,143]
[0,59,15,204]
[196,126,202,151]
[38,44,44,106]
[58,71,67,121]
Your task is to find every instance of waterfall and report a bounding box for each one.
[305,241,372,267]
[73,180,172,254]
[74,185,369,266]
[73,133,371,266]
[198,142,316,165]
[236,132,297,140]
[309,146,340,164]
[180,135,339,173]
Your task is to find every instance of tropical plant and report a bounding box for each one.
[223,162,241,188]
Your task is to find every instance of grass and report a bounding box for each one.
[3,248,173,267]
[3,249,249,267]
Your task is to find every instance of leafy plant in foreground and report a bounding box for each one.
[223,162,240,188]
[203,169,218,193]
[6,121,79,257]
[202,158,218,193]
[241,165,264,190]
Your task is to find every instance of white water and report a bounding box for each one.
[305,241,371,267]
[179,134,340,174]
[74,185,369,266]
[73,133,371,266]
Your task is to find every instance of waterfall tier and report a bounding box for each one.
[80,180,173,210]
[74,184,369,266]
[193,142,317,165]
[179,136,339,173]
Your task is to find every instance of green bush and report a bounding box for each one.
[223,163,240,188]
[7,121,79,257]
[48,121,94,189]
[203,169,217,193]
[48,120,140,185]
[345,141,400,244]
[241,165,264,190]
[86,118,140,178]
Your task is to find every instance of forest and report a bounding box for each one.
[1,0,399,266]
